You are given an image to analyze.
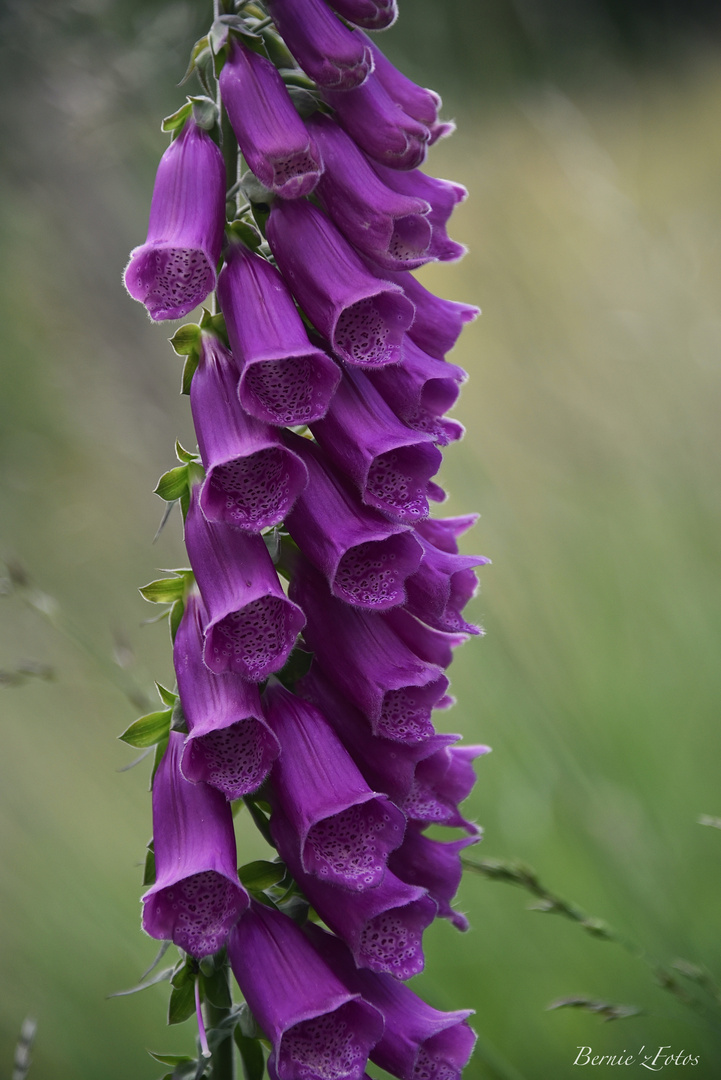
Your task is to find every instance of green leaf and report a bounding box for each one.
[179,35,210,86]
[107,964,174,998]
[238,860,286,895]
[149,1053,195,1067]
[170,698,188,735]
[228,220,263,250]
[168,979,196,1026]
[243,798,275,848]
[155,466,189,503]
[175,439,199,464]
[169,599,185,643]
[139,577,186,605]
[155,682,177,709]
[201,967,233,1010]
[234,1032,265,1080]
[275,647,313,690]
[240,171,274,207]
[162,101,193,135]
[199,309,228,342]
[119,709,171,749]
[169,324,201,357]
[150,736,169,787]
[143,841,156,887]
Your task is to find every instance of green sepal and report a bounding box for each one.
[150,736,170,788]
[286,86,320,120]
[227,220,263,250]
[170,698,189,735]
[181,352,199,396]
[143,839,156,887]
[169,324,202,358]
[199,308,228,344]
[148,1054,195,1068]
[155,682,178,709]
[260,27,294,69]
[243,797,275,848]
[170,599,185,643]
[189,95,218,132]
[168,980,196,1026]
[155,466,189,504]
[240,170,274,207]
[238,860,286,896]
[107,963,174,998]
[140,577,186,605]
[234,1031,265,1080]
[162,101,193,135]
[179,35,210,86]
[176,440,200,465]
[275,647,313,691]
[119,708,172,749]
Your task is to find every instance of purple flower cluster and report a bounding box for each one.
[125,4,486,1079]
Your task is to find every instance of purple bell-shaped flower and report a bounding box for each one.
[266,0,373,89]
[141,732,249,957]
[124,118,225,321]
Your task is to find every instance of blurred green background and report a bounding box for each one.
[1,1,720,1077]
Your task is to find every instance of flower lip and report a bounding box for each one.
[323,74,431,171]
[325,0,398,30]
[266,0,374,90]
[124,118,225,321]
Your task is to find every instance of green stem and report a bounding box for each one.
[205,966,235,1080]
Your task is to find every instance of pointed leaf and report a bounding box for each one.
[179,35,210,86]
[238,860,286,895]
[168,980,196,1026]
[143,844,156,887]
[149,1053,195,1067]
[176,440,199,464]
[234,1031,265,1080]
[139,577,186,605]
[155,682,178,709]
[150,736,170,788]
[169,599,185,643]
[119,709,171,749]
[201,968,233,1010]
[181,351,200,396]
[155,467,189,504]
[162,101,193,134]
[170,698,188,735]
[169,324,202,357]
[108,965,174,998]
[189,96,218,132]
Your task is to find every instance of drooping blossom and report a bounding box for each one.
[263,679,406,890]
[388,822,479,930]
[308,113,433,272]
[306,923,477,1080]
[290,556,448,742]
[141,731,249,957]
[173,592,280,798]
[228,902,384,1080]
[310,366,442,524]
[402,742,490,832]
[405,518,489,634]
[124,117,225,320]
[184,485,305,680]
[284,431,423,609]
[323,74,430,171]
[266,199,416,368]
[191,331,309,530]
[372,162,468,261]
[360,31,455,143]
[266,0,373,89]
[219,39,323,199]
[367,267,480,359]
[217,242,340,426]
[272,811,437,978]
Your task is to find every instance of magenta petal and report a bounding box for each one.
[173,593,280,798]
[324,0,397,29]
[310,367,442,524]
[368,337,466,445]
[218,244,341,426]
[284,433,422,609]
[192,333,309,529]
[228,903,383,1080]
[141,732,249,957]
[266,0,373,89]
[372,162,468,261]
[366,267,479,359]
[219,40,323,199]
[360,33,452,144]
[323,74,430,171]
[383,607,468,669]
[404,744,490,831]
[306,924,477,1080]
[273,811,436,979]
[290,557,447,742]
[263,681,405,891]
[417,514,479,553]
[405,531,489,634]
[308,114,433,273]
[184,487,305,680]
[124,119,225,321]
[388,823,479,931]
[267,200,415,368]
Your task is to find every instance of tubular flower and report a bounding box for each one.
[308,114,433,273]
[173,592,280,798]
[388,823,479,931]
[323,0,398,30]
[323,75,430,171]
[219,39,323,200]
[266,199,416,368]
[360,32,455,144]
[217,242,340,426]
[141,731,249,956]
[184,485,305,680]
[367,267,480,359]
[228,902,384,1080]
[263,679,406,890]
[272,811,437,978]
[266,0,373,90]
[284,431,423,609]
[290,557,449,742]
[310,366,442,524]
[402,743,490,832]
[306,924,477,1080]
[191,332,309,529]
[372,163,468,262]
[124,117,225,321]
